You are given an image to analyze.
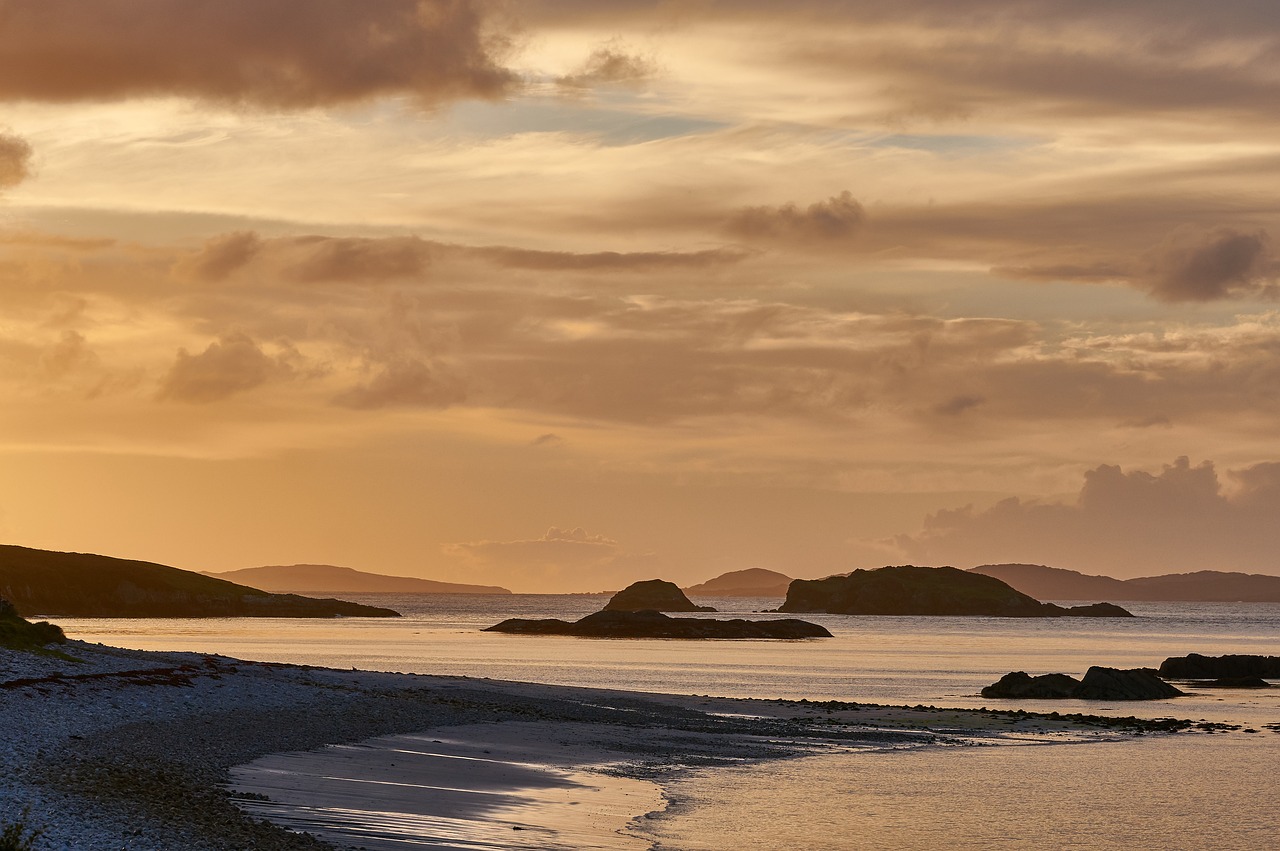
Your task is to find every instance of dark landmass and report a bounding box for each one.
[208,564,511,595]
[778,565,1134,617]
[1206,676,1271,689]
[982,667,1184,700]
[971,563,1280,603]
[683,568,793,597]
[0,545,399,618]
[0,597,66,652]
[604,579,715,612]
[1159,653,1280,680]
[484,609,832,639]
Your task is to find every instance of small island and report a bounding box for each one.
[778,565,1134,618]
[485,609,832,639]
[982,667,1184,700]
[487,578,830,639]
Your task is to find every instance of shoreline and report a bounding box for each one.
[0,639,1234,850]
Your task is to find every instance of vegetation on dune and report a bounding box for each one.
[0,597,69,656]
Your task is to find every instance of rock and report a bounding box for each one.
[980,671,1081,699]
[981,667,1183,700]
[1073,666,1184,700]
[1058,602,1135,618]
[1158,653,1280,680]
[484,609,831,639]
[778,565,1134,618]
[1206,676,1271,689]
[603,579,715,612]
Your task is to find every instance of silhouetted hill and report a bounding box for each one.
[0,545,399,618]
[778,565,1132,617]
[684,568,793,597]
[971,564,1280,602]
[208,564,511,595]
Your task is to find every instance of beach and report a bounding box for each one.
[0,637,1206,851]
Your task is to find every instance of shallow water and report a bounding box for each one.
[48,596,1280,850]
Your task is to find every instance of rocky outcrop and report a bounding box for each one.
[1159,653,1280,680]
[1073,666,1184,700]
[484,609,831,639]
[1206,676,1271,689]
[0,544,400,618]
[604,579,715,612]
[981,666,1183,700]
[779,565,1134,617]
[981,671,1081,699]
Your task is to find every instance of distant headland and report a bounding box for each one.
[207,564,511,596]
[970,563,1280,603]
[0,545,399,618]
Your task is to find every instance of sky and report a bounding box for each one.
[3,0,1280,591]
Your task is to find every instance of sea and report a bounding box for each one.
[47,596,1280,850]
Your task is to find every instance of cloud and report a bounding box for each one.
[557,42,659,89]
[333,358,465,409]
[897,456,1280,577]
[0,132,32,188]
[157,332,293,402]
[175,232,747,284]
[175,232,263,282]
[444,525,620,570]
[1142,227,1276,302]
[726,191,866,246]
[0,0,514,109]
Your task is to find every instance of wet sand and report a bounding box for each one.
[1,640,1210,850]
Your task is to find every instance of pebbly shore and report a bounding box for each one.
[0,640,1225,851]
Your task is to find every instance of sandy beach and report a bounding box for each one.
[0,639,1225,850]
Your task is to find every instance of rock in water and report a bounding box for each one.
[981,671,1081,699]
[981,667,1183,700]
[1158,653,1280,680]
[1073,667,1184,700]
[484,609,831,639]
[1206,676,1271,689]
[604,579,715,612]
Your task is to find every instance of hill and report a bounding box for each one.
[208,564,511,595]
[683,568,793,597]
[0,545,399,618]
[970,564,1280,602]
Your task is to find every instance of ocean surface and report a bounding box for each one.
[48,596,1280,850]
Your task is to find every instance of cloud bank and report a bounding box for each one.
[899,457,1280,577]
[0,0,513,108]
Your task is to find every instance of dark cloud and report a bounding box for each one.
[932,394,984,416]
[175,231,263,282]
[1142,227,1275,302]
[0,132,32,188]
[727,191,866,246]
[333,358,464,409]
[157,332,291,402]
[176,231,747,284]
[0,0,513,109]
[472,245,749,272]
[899,456,1280,577]
[557,43,659,89]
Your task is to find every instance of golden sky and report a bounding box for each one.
[3,0,1280,590]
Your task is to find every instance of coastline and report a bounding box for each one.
[0,640,1225,850]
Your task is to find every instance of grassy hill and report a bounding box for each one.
[0,545,399,618]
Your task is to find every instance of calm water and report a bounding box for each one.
[48,596,1280,850]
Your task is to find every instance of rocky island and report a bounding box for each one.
[485,608,832,639]
[0,544,399,618]
[778,565,1134,617]
[1159,653,1280,680]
